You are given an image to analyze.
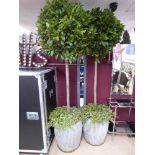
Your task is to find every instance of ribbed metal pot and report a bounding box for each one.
[83,119,109,145]
[54,121,82,152]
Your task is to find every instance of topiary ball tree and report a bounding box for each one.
[87,8,124,104]
[37,0,91,112]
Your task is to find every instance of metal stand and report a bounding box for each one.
[107,98,135,139]
[108,45,135,140]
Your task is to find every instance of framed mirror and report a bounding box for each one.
[111,44,135,95]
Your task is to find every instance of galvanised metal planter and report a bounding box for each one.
[54,121,82,152]
[83,119,109,146]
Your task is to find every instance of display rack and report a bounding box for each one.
[108,44,135,139]
[107,98,135,138]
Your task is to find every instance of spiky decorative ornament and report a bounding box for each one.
[19,32,47,67]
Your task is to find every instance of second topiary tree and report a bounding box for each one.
[82,8,124,146]
[87,7,124,104]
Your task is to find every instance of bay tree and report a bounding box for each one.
[37,0,91,111]
[86,8,124,104]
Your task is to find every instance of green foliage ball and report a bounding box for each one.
[37,0,91,63]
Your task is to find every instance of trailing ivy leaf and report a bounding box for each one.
[81,103,114,123]
[48,106,82,129]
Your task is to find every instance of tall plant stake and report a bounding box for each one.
[94,60,98,104]
[65,61,70,112]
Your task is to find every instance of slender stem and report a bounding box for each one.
[65,61,70,112]
[94,60,97,104]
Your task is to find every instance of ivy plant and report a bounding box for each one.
[81,103,114,123]
[48,106,82,129]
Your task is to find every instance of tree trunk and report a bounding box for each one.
[94,60,97,104]
[65,61,70,112]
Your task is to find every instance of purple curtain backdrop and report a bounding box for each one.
[32,53,135,121]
